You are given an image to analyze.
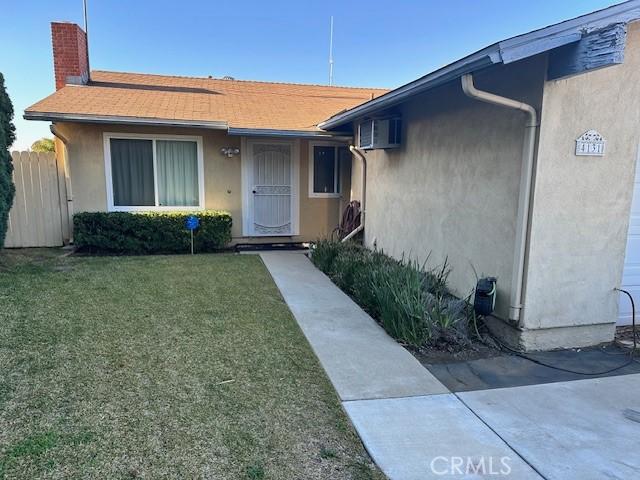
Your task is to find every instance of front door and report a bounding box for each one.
[245,140,298,236]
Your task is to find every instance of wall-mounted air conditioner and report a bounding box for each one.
[358,117,401,150]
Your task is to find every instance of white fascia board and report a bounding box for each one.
[498,1,640,63]
[23,111,228,130]
[227,127,351,140]
[319,0,640,130]
[318,50,498,130]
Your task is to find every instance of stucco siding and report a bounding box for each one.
[522,21,640,333]
[55,123,345,243]
[355,57,545,318]
[56,122,108,213]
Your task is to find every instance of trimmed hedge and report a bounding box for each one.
[74,211,232,254]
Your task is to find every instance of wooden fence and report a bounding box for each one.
[4,151,69,248]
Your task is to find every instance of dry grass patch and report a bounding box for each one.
[0,250,382,479]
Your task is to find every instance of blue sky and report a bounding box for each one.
[3,0,622,150]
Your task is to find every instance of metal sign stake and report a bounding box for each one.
[185,215,200,255]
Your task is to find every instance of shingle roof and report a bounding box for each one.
[25,70,388,132]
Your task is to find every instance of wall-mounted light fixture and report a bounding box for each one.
[220,147,240,158]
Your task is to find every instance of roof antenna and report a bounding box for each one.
[83,0,91,82]
[328,16,334,86]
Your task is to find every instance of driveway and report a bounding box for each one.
[262,252,640,479]
[459,374,640,479]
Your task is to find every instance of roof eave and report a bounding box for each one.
[318,50,498,130]
[23,111,353,139]
[319,0,640,130]
[23,111,228,130]
[227,127,351,139]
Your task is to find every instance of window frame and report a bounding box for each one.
[103,132,205,212]
[308,141,344,199]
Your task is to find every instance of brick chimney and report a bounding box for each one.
[51,22,89,90]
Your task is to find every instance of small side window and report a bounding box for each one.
[313,146,336,194]
[310,144,343,198]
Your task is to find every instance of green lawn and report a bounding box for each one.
[0,250,382,479]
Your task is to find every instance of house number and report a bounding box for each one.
[575,130,605,156]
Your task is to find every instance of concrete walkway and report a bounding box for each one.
[261,252,640,479]
[261,251,447,401]
[261,252,540,479]
[344,395,541,479]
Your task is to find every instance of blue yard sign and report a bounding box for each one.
[185,215,200,231]
[185,215,199,254]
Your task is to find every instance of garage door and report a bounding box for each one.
[619,153,640,325]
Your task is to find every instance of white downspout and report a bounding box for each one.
[461,73,539,324]
[341,145,367,242]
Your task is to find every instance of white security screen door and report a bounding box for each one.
[249,142,295,236]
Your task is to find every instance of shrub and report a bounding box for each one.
[74,210,232,254]
[331,243,371,294]
[350,249,393,319]
[310,238,344,275]
[426,294,470,345]
[311,240,470,347]
[0,73,16,247]
[369,259,431,345]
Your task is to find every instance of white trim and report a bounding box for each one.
[240,137,250,236]
[25,111,227,129]
[291,140,300,236]
[228,127,351,140]
[308,141,343,199]
[103,132,205,212]
[242,137,300,237]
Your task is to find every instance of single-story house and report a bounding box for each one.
[25,1,640,351]
[26,22,388,243]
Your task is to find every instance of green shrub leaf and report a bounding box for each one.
[73,210,232,254]
[311,240,471,348]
